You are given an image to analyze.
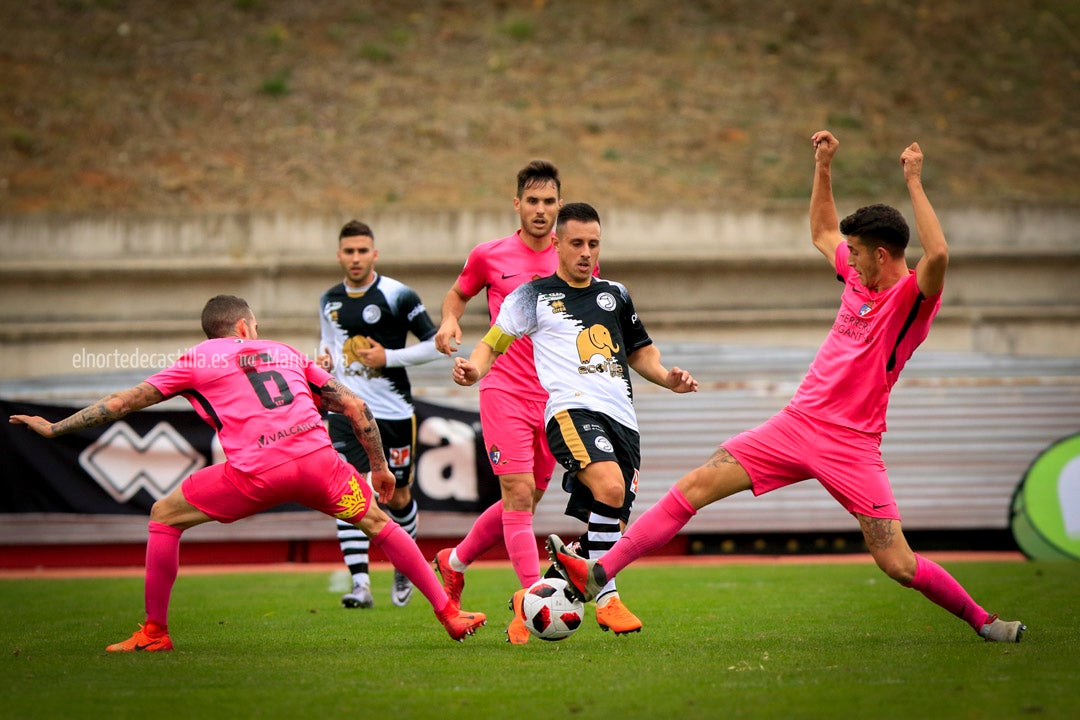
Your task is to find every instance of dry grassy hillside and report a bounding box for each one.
[1,0,1077,215]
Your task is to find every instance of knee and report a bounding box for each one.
[677,462,748,509]
[148,499,167,523]
[355,504,389,538]
[875,553,917,585]
[500,475,535,511]
[591,480,624,509]
[148,495,187,528]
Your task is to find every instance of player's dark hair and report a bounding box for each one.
[557,202,601,232]
[516,159,560,198]
[201,294,252,339]
[840,203,909,257]
[339,220,374,243]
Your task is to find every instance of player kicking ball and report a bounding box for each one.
[548,131,1024,643]
[452,202,698,640]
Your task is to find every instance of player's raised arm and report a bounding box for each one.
[902,142,949,298]
[9,382,164,438]
[809,130,846,263]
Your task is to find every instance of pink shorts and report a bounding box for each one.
[722,406,900,520]
[478,388,555,490]
[182,445,375,524]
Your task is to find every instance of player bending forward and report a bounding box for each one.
[10,295,486,651]
[454,202,698,639]
[549,132,1025,643]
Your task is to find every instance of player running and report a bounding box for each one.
[548,132,1025,643]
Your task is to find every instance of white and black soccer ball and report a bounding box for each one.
[521,577,585,641]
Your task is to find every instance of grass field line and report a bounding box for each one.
[0,550,1026,579]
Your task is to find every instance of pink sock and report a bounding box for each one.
[601,487,695,578]
[144,521,183,628]
[907,553,991,630]
[455,501,504,566]
[503,510,540,588]
[371,522,450,613]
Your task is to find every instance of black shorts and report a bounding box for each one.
[328,413,416,489]
[545,408,640,524]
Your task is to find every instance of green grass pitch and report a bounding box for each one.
[2,560,1077,719]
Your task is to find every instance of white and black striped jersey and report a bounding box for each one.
[495,274,653,431]
[319,274,437,420]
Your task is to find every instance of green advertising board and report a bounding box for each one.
[1010,433,1080,561]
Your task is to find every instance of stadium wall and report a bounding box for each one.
[1,206,1078,381]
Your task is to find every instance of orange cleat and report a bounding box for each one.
[434,548,465,610]
[595,597,642,635]
[436,603,486,642]
[505,589,531,645]
[106,623,174,653]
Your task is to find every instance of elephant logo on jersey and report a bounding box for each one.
[576,324,620,364]
[342,335,382,378]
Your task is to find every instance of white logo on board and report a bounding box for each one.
[78,421,205,502]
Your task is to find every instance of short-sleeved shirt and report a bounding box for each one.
[145,338,332,474]
[494,274,653,432]
[455,230,560,400]
[319,274,437,420]
[789,243,942,433]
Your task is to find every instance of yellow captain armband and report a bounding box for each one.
[481,325,516,354]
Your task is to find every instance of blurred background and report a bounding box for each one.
[1,0,1078,565]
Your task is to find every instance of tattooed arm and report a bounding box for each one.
[318,377,395,503]
[8,382,165,438]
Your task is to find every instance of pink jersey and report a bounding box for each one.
[145,338,333,474]
[455,230,558,399]
[789,243,942,433]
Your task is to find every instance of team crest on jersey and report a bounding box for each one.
[363,305,382,324]
[334,475,369,521]
[596,292,617,311]
[859,301,874,316]
[594,436,614,453]
[489,444,502,465]
[389,445,410,468]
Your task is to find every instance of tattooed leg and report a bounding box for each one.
[675,447,753,509]
[857,514,917,584]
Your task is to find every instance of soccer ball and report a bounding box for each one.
[521,577,585,641]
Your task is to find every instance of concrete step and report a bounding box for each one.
[2,303,1078,379]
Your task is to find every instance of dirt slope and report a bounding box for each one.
[2,0,1077,215]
